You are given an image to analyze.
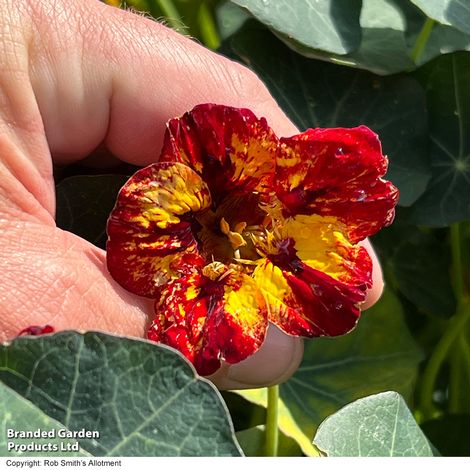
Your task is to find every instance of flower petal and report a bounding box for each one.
[276,126,399,243]
[160,104,278,202]
[106,162,210,297]
[280,214,372,287]
[148,266,267,376]
[253,214,371,337]
[254,258,364,337]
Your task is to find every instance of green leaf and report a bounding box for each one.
[282,290,423,439]
[225,24,430,206]
[0,332,242,457]
[0,382,91,457]
[313,391,433,456]
[421,414,470,456]
[237,290,423,453]
[392,231,456,317]
[266,0,415,75]
[407,53,470,226]
[216,1,250,39]
[398,0,470,67]
[235,425,303,456]
[327,0,415,75]
[406,15,470,67]
[56,175,127,249]
[410,0,470,35]
[231,0,362,55]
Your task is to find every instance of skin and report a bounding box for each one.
[0,0,384,389]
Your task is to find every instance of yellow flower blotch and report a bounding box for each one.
[223,275,265,333]
[280,214,357,282]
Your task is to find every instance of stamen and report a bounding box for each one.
[234,221,247,233]
[218,269,234,282]
[220,217,247,250]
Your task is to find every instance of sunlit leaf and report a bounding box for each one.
[342,0,414,74]
[410,0,470,35]
[264,0,415,75]
[394,0,470,66]
[0,382,91,457]
[216,0,249,39]
[314,392,433,456]
[0,332,242,456]
[231,0,362,55]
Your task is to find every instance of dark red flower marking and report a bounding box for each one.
[18,325,55,337]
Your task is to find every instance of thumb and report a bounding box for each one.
[0,0,302,388]
[0,0,383,389]
[0,213,152,342]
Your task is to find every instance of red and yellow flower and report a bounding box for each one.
[106,104,398,376]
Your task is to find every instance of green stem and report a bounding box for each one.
[198,1,221,49]
[419,223,469,418]
[449,334,470,413]
[451,223,465,299]
[419,299,470,418]
[458,333,470,373]
[154,0,182,31]
[265,385,279,456]
[410,18,435,64]
[449,344,462,413]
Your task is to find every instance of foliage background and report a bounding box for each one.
[1,0,470,458]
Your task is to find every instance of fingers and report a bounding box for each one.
[26,0,298,167]
[209,324,304,390]
[361,238,384,310]
[0,0,385,390]
[0,212,153,343]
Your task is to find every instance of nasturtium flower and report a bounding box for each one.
[106,104,398,376]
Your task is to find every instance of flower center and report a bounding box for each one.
[220,217,247,255]
[191,193,268,266]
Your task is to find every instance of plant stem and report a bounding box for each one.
[419,299,470,418]
[419,222,469,418]
[198,1,221,49]
[410,18,435,64]
[458,333,470,373]
[154,0,182,31]
[449,344,462,413]
[265,385,279,456]
[451,223,465,299]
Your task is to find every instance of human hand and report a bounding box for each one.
[0,0,384,389]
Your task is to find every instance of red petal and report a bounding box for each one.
[148,266,267,376]
[277,126,399,243]
[106,163,210,297]
[255,256,366,338]
[253,214,372,337]
[17,325,55,336]
[160,104,278,203]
